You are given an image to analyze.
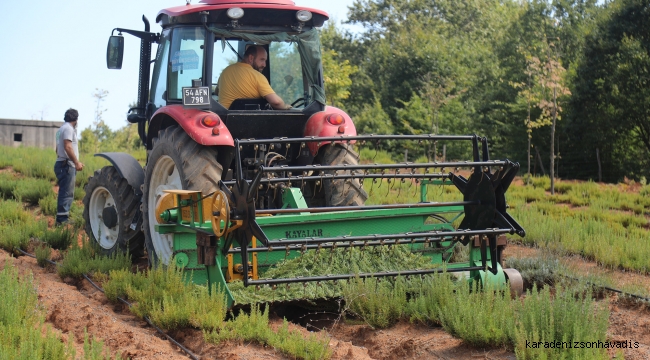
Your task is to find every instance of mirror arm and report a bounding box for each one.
[112,28,160,43]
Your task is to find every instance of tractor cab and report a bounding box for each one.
[107,0,337,151]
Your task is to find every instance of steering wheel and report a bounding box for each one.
[291,97,306,108]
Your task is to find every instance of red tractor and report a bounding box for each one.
[83,0,367,265]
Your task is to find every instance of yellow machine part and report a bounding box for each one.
[226,236,258,282]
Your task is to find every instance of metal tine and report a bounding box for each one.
[284,142,291,160]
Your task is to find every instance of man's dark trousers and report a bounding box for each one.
[54,160,76,224]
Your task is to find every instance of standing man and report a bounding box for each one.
[54,108,84,225]
[217,45,292,110]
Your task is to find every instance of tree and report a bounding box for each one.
[567,0,650,181]
[322,49,358,107]
[91,89,114,144]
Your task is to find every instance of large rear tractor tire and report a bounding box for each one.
[83,166,145,258]
[143,126,223,266]
[308,144,368,207]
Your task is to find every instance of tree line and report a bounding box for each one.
[320,0,649,183]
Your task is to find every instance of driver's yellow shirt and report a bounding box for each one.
[217,62,275,109]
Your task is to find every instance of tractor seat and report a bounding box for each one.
[228,98,271,111]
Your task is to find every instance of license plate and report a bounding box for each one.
[182,87,211,107]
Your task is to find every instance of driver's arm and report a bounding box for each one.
[264,93,292,110]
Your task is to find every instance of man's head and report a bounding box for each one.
[64,108,78,123]
[243,45,267,73]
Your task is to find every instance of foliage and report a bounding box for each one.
[13,177,52,205]
[342,276,408,328]
[566,0,650,181]
[41,226,74,250]
[322,48,358,106]
[0,260,76,359]
[205,306,331,360]
[82,329,125,360]
[514,286,609,359]
[104,265,227,331]
[35,244,52,268]
[506,256,559,289]
[57,237,131,280]
[508,180,650,273]
[39,193,57,216]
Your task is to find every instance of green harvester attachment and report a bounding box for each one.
[154,135,525,307]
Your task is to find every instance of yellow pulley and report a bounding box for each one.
[211,189,230,237]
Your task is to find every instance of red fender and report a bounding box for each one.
[304,106,357,155]
[150,105,233,147]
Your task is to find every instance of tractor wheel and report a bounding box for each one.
[143,126,222,266]
[83,166,145,258]
[308,144,368,207]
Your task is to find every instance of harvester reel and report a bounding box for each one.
[218,164,270,253]
[211,189,230,237]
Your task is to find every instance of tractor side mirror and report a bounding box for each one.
[106,35,124,69]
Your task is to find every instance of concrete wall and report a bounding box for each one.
[0,119,64,149]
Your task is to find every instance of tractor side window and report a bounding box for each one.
[168,27,205,100]
[212,39,239,99]
[150,30,170,109]
[270,42,305,105]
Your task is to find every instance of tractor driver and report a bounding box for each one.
[216,45,292,110]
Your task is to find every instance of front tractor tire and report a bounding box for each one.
[309,144,368,207]
[143,126,223,266]
[83,166,145,258]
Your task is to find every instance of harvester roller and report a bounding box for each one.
[153,135,525,307]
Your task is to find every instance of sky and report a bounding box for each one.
[0,0,358,130]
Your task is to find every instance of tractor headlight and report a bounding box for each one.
[296,10,312,22]
[227,7,244,19]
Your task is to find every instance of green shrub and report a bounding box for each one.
[41,226,74,250]
[342,277,408,329]
[205,306,331,360]
[82,329,124,360]
[35,244,52,268]
[0,220,47,253]
[0,199,31,224]
[58,238,131,280]
[514,286,609,359]
[39,193,57,216]
[0,260,76,359]
[505,256,559,289]
[104,265,227,331]
[529,176,551,190]
[74,186,85,201]
[0,172,18,199]
[13,177,52,205]
[359,147,395,164]
[437,281,516,347]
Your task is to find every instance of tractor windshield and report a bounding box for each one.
[212,40,305,107]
